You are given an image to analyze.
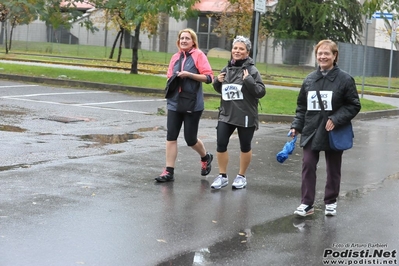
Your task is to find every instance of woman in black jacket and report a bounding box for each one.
[211,36,266,190]
[289,40,361,216]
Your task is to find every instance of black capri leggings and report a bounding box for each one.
[166,110,203,146]
[216,121,255,153]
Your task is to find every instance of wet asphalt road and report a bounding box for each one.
[0,80,398,266]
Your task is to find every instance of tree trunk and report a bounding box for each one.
[5,20,8,54]
[8,20,15,51]
[130,22,141,74]
[117,28,124,63]
[0,22,4,45]
[109,29,122,59]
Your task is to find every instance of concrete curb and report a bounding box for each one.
[1,73,399,122]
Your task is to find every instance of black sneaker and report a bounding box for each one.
[201,152,213,176]
[155,169,174,182]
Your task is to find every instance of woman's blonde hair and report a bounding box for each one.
[176,28,199,50]
[315,39,339,64]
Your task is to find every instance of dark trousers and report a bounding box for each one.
[301,139,343,206]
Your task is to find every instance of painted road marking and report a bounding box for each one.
[0,91,165,114]
[1,91,110,98]
[0,85,39,88]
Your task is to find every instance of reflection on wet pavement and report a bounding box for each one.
[339,172,399,199]
[156,174,399,266]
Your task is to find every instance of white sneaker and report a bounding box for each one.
[325,202,337,216]
[232,175,247,189]
[294,204,314,217]
[211,175,228,190]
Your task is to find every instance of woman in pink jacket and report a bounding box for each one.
[155,28,214,183]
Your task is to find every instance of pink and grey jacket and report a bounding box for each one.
[166,48,214,112]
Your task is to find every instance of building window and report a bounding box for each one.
[187,14,218,51]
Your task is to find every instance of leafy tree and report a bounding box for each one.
[362,0,399,49]
[362,0,399,19]
[0,3,9,45]
[40,0,97,43]
[263,0,364,44]
[0,0,37,53]
[213,0,254,39]
[1,0,97,53]
[91,0,199,74]
[212,0,271,58]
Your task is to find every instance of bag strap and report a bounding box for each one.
[315,78,328,122]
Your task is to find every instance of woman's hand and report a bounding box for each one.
[217,72,226,82]
[243,69,249,79]
[177,71,193,79]
[289,129,298,138]
[325,119,335,131]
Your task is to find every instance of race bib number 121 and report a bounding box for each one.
[222,84,244,101]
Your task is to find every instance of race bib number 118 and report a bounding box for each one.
[307,91,333,111]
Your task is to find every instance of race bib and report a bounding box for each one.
[307,91,333,111]
[222,84,244,101]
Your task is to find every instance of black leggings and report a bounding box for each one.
[216,121,255,153]
[166,110,203,146]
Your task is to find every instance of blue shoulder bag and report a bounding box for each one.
[316,90,354,151]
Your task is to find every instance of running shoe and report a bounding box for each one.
[201,152,213,176]
[155,169,174,182]
[210,175,228,189]
[294,204,314,216]
[232,175,247,189]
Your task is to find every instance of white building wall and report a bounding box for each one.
[12,21,47,43]
[372,19,397,50]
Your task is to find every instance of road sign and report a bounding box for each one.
[372,12,393,20]
[254,0,266,13]
[391,20,398,42]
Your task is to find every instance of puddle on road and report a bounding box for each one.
[0,124,27,132]
[136,126,166,132]
[78,127,164,146]
[79,133,143,145]
[0,110,26,116]
[0,161,49,172]
[68,149,124,159]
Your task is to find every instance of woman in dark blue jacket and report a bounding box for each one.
[290,40,361,216]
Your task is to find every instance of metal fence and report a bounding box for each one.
[1,20,398,78]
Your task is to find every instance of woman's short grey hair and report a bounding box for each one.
[233,36,252,51]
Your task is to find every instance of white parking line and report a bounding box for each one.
[75,99,165,106]
[1,97,151,114]
[0,91,165,114]
[0,85,39,88]
[1,91,110,98]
